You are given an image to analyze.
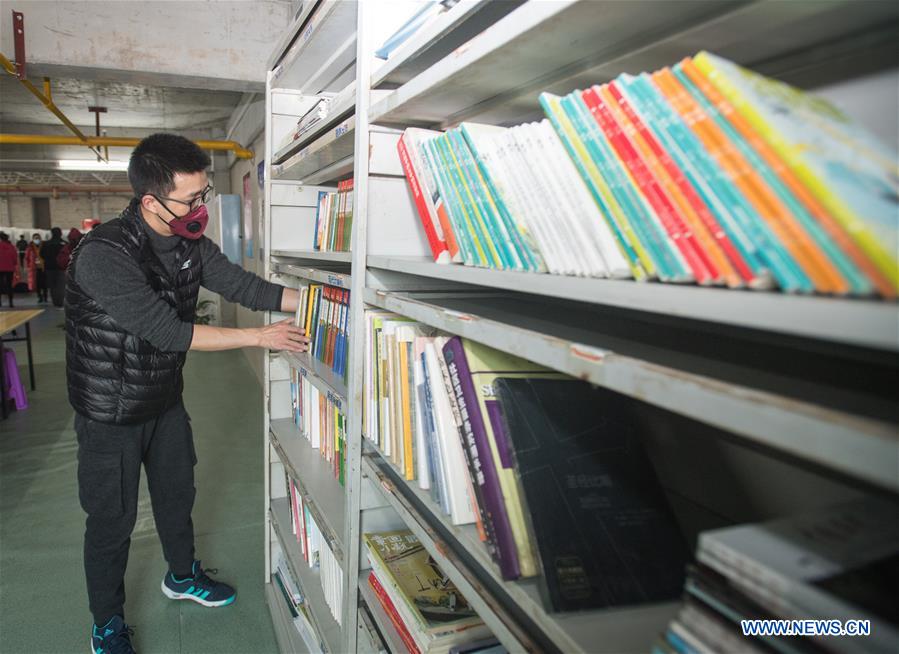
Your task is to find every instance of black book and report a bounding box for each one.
[494,377,690,612]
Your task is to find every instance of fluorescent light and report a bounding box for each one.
[57,159,129,171]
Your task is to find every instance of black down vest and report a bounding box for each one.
[66,200,202,424]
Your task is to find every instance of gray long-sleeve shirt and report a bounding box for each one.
[75,217,283,352]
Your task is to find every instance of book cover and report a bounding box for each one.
[363,530,488,639]
[494,377,690,612]
[369,571,421,654]
[694,51,898,294]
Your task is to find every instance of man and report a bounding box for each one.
[66,133,307,654]
[16,233,27,266]
[40,226,67,307]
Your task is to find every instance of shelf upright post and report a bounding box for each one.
[344,0,372,651]
[262,68,275,584]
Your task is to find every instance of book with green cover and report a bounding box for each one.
[422,138,477,266]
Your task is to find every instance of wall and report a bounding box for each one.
[0,192,133,230]
[231,132,267,386]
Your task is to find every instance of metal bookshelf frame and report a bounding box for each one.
[262,1,899,652]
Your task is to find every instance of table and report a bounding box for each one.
[0,309,43,419]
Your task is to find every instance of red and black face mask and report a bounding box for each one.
[160,204,209,240]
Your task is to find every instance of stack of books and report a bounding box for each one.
[295,282,350,381]
[659,499,899,654]
[273,553,323,653]
[314,179,354,252]
[290,367,347,486]
[399,52,896,297]
[363,310,691,610]
[363,530,495,654]
[287,475,344,625]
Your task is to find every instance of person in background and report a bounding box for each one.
[67,133,308,654]
[16,234,27,267]
[25,233,48,303]
[41,226,67,307]
[0,232,20,307]
[57,228,83,274]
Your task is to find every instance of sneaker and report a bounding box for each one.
[161,560,236,607]
[90,615,135,654]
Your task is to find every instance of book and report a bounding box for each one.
[494,377,690,611]
[694,51,898,296]
[370,571,422,654]
[363,530,491,654]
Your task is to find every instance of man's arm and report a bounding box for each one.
[190,319,309,352]
[199,238,287,311]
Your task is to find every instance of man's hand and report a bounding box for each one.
[256,319,310,353]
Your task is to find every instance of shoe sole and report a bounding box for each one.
[161,580,236,607]
[91,638,135,654]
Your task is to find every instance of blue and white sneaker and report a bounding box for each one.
[161,560,236,607]
[90,615,135,654]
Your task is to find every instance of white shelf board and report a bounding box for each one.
[363,288,899,493]
[273,85,357,165]
[266,0,321,71]
[356,571,409,654]
[274,262,352,289]
[271,0,358,94]
[274,115,356,182]
[362,451,678,653]
[370,0,899,126]
[273,249,353,264]
[282,352,349,407]
[271,419,346,560]
[271,497,344,654]
[265,581,313,654]
[367,256,899,352]
[371,0,524,89]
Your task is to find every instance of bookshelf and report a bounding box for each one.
[262,1,899,653]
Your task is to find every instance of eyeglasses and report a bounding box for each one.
[151,184,213,215]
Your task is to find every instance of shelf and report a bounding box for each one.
[356,571,409,654]
[273,249,353,264]
[273,83,357,165]
[265,581,314,654]
[370,0,899,127]
[282,351,349,407]
[271,0,358,94]
[363,288,899,493]
[370,0,525,89]
[271,418,346,560]
[266,0,321,72]
[362,449,678,653]
[274,262,352,289]
[274,114,356,182]
[366,256,899,352]
[271,497,344,654]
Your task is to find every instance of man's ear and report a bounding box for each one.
[140,194,157,213]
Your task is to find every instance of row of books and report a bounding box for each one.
[289,368,347,486]
[287,474,344,625]
[399,52,896,297]
[658,498,898,654]
[313,179,354,252]
[363,309,690,611]
[295,282,350,380]
[273,553,323,654]
[363,530,498,654]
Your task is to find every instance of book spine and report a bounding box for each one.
[368,573,421,654]
[399,132,450,263]
[423,138,476,266]
[436,135,492,267]
[443,337,520,580]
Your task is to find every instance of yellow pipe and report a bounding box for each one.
[1,53,105,159]
[0,133,255,159]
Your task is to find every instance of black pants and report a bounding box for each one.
[35,269,47,301]
[47,269,65,307]
[76,401,197,625]
[0,271,12,306]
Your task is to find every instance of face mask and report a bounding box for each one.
[160,204,209,240]
[33,238,41,245]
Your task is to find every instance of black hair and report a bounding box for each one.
[128,133,211,198]
[51,227,62,238]
[0,232,8,242]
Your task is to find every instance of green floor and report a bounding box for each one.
[0,301,278,654]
